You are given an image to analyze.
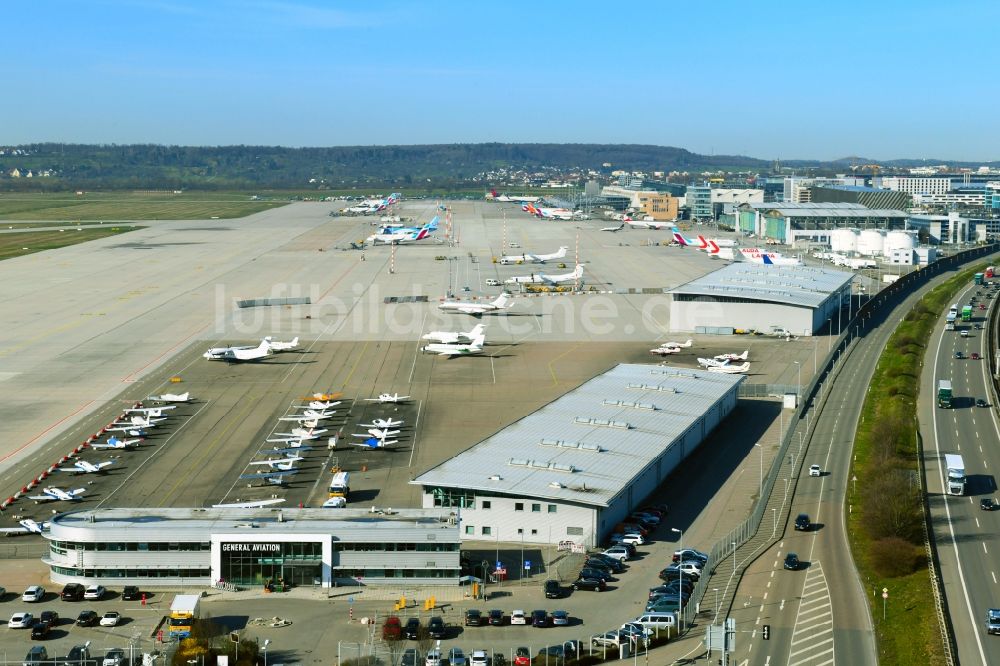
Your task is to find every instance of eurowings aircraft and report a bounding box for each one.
[421,323,485,345]
[499,246,568,265]
[359,418,404,429]
[504,265,583,286]
[28,487,86,502]
[91,436,142,450]
[705,240,735,260]
[211,499,286,509]
[343,192,402,214]
[57,460,113,474]
[672,232,708,249]
[364,393,410,403]
[352,437,397,449]
[0,519,49,536]
[203,339,272,362]
[707,362,750,374]
[147,392,191,403]
[421,333,486,357]
[600,223,625,232]
[488,189,539,203]
[438,292,513,316]
[524,203,574,220]
[697,357,730,368]
[714,350,749,362]
[268,336,300,352]
[376,215,438,236]
[368,225,433,245]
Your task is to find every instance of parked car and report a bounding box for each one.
[531,609,550,627]
[447,648,467,666]
[579,567,613,582]
[551,610,570,626]
[100,611,121,627]
[424,648,442,666]
[103,649,126,666]
[30,620,52,639]
[84,585,106,600]
[8,612,33,629]
[39,610,59,625]
[650,586,691,604]
[488,609,505,626]
[427,616,446,638]
[544,580,562,599]
[66,645,91,666]
[612,532,645,546]
[485,279,502,286]
[23,646,48,666]
[672,548,709,563]
[663,562,701,578]
[658,569,697,584]
[469,650,489,666]
[400,649,420,666]
[513,647,531,666]
[795,514,811,531]
[582,560,615,575]
[585,557,624,573]
[572,576,607,592]
[61,584,85,601]
[809,464,822,477]
[121,586,141,601]
[784,553,801,570]
[76,610,98,627]
[464,609,484,626]
[404,617,421,639]
[621,622,654,640]
[646,597,683,613]
[382,616,402,640]
[22,586,45,603]
[592,630,625,647]
[602,546,631,561]
[510,609,527,625]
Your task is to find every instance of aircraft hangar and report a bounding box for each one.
[667,262,854,336]
[410,364,744,548]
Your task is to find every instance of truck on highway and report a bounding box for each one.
[987,608,1000,634]
[945,454,966,495]
[975,272,985,285]
[946,312,957,331]
[962,305,973,321]
[168,594,201,639]
[937,380,953,408]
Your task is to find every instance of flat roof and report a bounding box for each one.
[744,202,909,217]
[411,364,744,508]
[669,262,853,308]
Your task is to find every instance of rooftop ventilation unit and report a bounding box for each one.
[573,416,631,429]
[603,399,658,410]
[488,475,503,481]
[549,462,576,473]
[508,458,530,468]
[549,481,564,489]
[530,460,550,470]
[627,382,678,393]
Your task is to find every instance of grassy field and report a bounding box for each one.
[848,264,986,665]
[0,191,289,220]
[0,227,137,261]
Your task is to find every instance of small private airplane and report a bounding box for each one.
[248,458,300,471]
[211,498,286,509]
[498,246,568,265]
[353,427,401,440]
[352,437,397,449]
[91,436,142,450]
[421,323,485,345]
[697,357,730,369]
[504,265,583,286]
[239,469,298,486]
[147,392,191,403]
[278,410,334,422]
[714,350,749,362]
[365,393,410,404]
[113,415,166,428]
[269,427,327,440]
[650,345,682,356]
[421,335,486,357]
[600,222,625,232]
[57,460,113,474]
[0,519,50,536]
[663,339,693,348]
[438,293,513,316]
[294,400,340,410]
[359,418,404,429]
[261,445,313,456]
[29,487,86,502]
[707,362,750,374]
[125,405,176,416]
[267,336,300,352]
[203,339,272,362]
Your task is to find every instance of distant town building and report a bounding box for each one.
[880,176,952,196]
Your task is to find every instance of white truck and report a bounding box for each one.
[845,258,878,270]
[945,453,966,495]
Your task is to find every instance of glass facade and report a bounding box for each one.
[51,565,210,579]
[219,541,323,587]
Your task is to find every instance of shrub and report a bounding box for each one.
[870,537,926,577]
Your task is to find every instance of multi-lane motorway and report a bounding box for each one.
[925,280,1000,665]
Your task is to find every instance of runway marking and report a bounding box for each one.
[341,341,370,388]
[547,342,583,386]
[406,399,424,470]
[1,399,98,465]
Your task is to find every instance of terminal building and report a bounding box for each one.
[44,507,461,588]
[737,202,911,244]
[668,263,853,336]
[411,364,744,548]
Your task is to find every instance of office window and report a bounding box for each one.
[530,529,538,535]
[482,526,492,536]
[482,501,491,509]
[517,528,523,535]
[465,526,474,535]
[547,504,557,513]
[531,503,541,513]
[515,503,524,511]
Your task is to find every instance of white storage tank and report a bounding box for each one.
[884,230,917,256]
[857,229,885,257]
[830,228,858,253]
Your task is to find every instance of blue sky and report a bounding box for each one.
[4,0,998,161]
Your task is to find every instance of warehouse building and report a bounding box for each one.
[668,262,853,336]
[737,202,910,244]
[44,507,461,588]
[411,364,744,548]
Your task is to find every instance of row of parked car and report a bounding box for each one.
[1,583,144,603]
[23,643,128,666]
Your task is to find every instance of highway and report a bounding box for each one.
[924,278,1000,665]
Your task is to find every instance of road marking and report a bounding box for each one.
[985,543,989,555]
[787,560,835,666]
[993,571,997,584]
[976,517,981,528]
[780,599,785,611]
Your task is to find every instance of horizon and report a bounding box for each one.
[4,1,1000,161]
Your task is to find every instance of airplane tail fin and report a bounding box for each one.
[673,231,688,246]
[761,254,774,265]
[555,246,568,258]
[415,228,430,240]
[258,339,273,353]
[696,235,709,249]
[290,337,299,346]
[467,323,485,339]
[493,292,512,308]
[470,334,486,349]
[426,215,439,229]
[707,240,721,254]
[490,189,498,198]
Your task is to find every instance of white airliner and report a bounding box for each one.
[627,219,674,230]
[439,292,513,316]
[203,339,272,362]
[125,405,176,416]
[365,393,411,404]
[147,392,191,403]
[212,499,286,509]
[0,519,49,536]
[697,235,736,248]
[714,350,749,362]
[600,223,625,232]
[368,224,433,245]
[499,246,568,265]
[267,336,300,352]
[57,460,113,474]
[697,357,730,368]
[707,362,750,374]
[359,418,404,429]
[91,436,142,450]
[738,248,803,266]
[422,323,485,345]
[422,334,486,357]
[504,265,583,286]
[343,192,401,214]
[29,487,86,502]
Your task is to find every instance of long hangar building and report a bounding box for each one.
[411,364,745,547]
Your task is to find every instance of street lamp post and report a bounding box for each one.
[263,640,271,666]
[793,360,801,399]
[671,528,683,629]
[732,541,738,577]
[771,507,777,536]
[754,443,762,497]
[713,587,720,623]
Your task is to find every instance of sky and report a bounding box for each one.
[4,0,999,161]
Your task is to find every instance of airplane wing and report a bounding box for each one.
[261,446,312,455]
[240,470,298,480]
[0,526,34,535]
[27,494,57,501]
[212,499,286,509]
[148,392,190,402]
[456,306,486,314]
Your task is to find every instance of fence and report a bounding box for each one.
[235,296,311,308]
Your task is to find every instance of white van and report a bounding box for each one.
[632,611,680,634]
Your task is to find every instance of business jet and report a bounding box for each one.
[57,460,113,474]
[697,357,730,369]
[359,418,404,429]
[203,339,272,362]
[707,362,750,374]
[352,437,398,449]
[239,470,298,486]
[365,393,411,404]
[714,350,749,362]
[268,336,300,352]
[0,519,50,536]
[212,499,286,509]
[627,219,674,230]
[29,487,86,502]
[499,246,568,265]
[421,334,486,357]
[439,292,513,316]
[422,323,485,345]
[504,265,583,286]
[91,436,142,450]
[125,405,176,416]
[147,392,191,403]
[600,223,625,232]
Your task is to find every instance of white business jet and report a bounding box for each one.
[504,264,583,286]
[498,246,568,265]
[438,293,513,316]
[0,519,50,536]
[600,223,625,232]
[56,460,113,474]
[147,392,191,403]
[203,339,272,362]
[91,436,142,450]
[267,336,300,352]
[707,362,750,374]
[422,323,485,345]
[29,487,86,502]
[365,393,410,404]
[421,334,486,357]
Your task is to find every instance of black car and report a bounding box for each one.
[427,616,445,639]
[464,609,483,626]
[61,583,85,601]
[587,553,626,571]
[658,568,696,583]
[579,567,613,582]
[784,553,801,570]
[982,498,996,511]
[978,399,989,408]
[30,621,52,640]
[403,617,421,639]
[544,580,562,599]
[488,609,506,626]
[76,610,99,627]
[39,610,59,625]
[531,610,550,628]
[571,577,606,591]
[585,558,624,573]
[794,513,811,531]
[649,583,692,599]
[121,586,141,601]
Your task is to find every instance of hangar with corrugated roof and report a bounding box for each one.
[668,262,854,336]
[411,364,744,547]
